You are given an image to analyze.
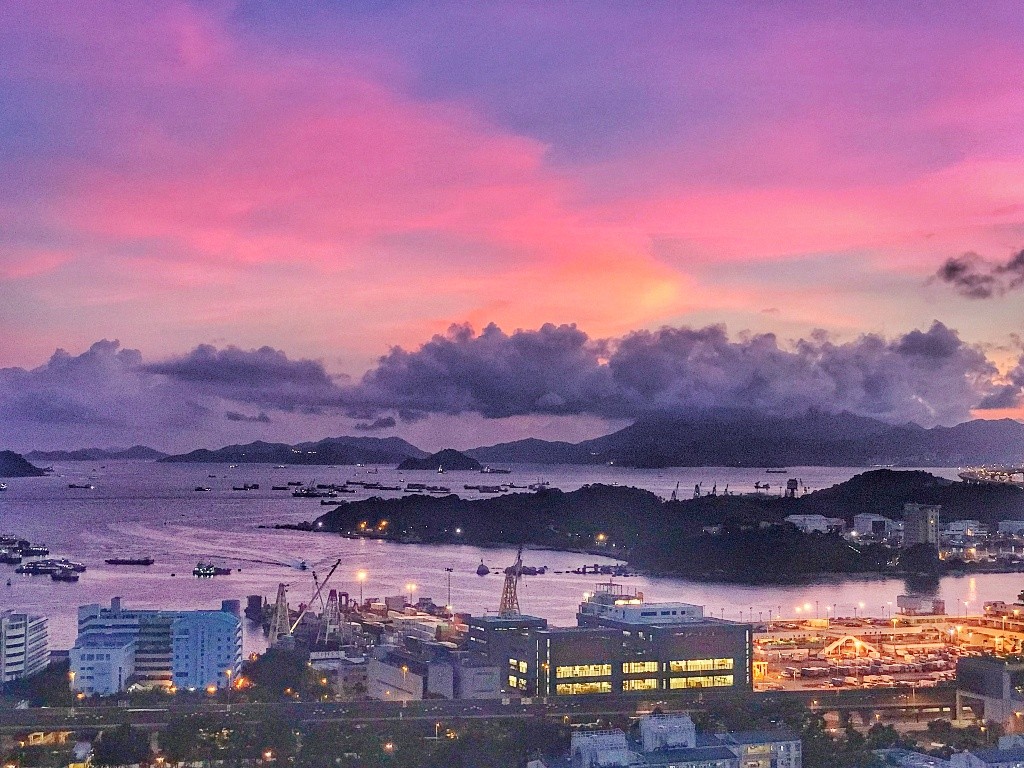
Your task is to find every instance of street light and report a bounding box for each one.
[356,570,367,606]
[406,582,417,605]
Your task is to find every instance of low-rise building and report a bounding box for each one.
[0,610,49,687]
[68,634,135,696]
[999,521,1024,537]
[785,514,845,534]
[956,656,1024,726]
[540,714,800,768]
[853,513,899,539]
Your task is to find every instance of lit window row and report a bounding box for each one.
[556,664,612,679]
[668,675,734,689]
[555,681,612,695]
[622,661,659,674]
[668,658,734,673]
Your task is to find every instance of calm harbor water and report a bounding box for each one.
[1,460,1012,654]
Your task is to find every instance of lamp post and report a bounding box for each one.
[406,582,417,606]
[356,570,367,606]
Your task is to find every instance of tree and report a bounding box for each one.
[92,724,151,767]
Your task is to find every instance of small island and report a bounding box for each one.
[0,450,48,478]
[397,448,481,471]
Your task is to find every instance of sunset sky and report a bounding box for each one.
[2,1,1024,450]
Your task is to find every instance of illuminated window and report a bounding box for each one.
[555,681,612,695]
[518,661,528,674]
[555,664,612,679]
[714,658,734,670]
[668,675,734,689]
[622,661,659,675]
[623,678,659,691]
[508,675,518,688]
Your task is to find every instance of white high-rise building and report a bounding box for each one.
[0,610,49,686]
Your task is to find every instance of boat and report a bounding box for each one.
[0,483,7,491]
[20,544,49,557]
[68,483,94,489]
[0,550,22,565]
[232,483,260,491]
[53,558,86,572]
[528,480,550,491]
[193,562,232,577]
[766,468,788,474]
[105,557,155,566]
[438,466,444,474]
[479,485,504,493]
[480,466,511,474]
[476,559,490,576]
[51,569,80,582]
[194,486,211,492]
[273,465,287,469]
[287,481,303,486]
[271,486,289,491]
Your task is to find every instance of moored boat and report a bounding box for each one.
[105,557,155,566]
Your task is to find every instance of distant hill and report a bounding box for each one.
[27,445,167,461]
[306,469,1024,582]
[0,451,47,477]
[161,436,427,465]
[467,410,1024,467]
[397,448,482,471]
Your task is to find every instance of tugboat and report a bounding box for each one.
[193,562,232,577]
[476,559,490,576]
[105,557,155,566]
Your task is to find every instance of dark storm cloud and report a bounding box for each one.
[0,340,213,448]
[344,321,1012,427]
[3,323,1020,452]
[354,416,397,431]
[935,248,1024,299]
[225,410,272,423]
[144,344,345,410]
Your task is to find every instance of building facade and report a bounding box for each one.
[0,610,49,687]
[903,503,941,548]
[474,584,752,697]
[72,598,241,695]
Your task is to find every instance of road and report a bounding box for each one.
[0,686,956,734]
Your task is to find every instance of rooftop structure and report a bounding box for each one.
[577,582,704,627]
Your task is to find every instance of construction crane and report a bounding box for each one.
[287,558,342,637]
[498,545,523,617]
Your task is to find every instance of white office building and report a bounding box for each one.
[69,634,135,696]
[0,610,49,686]
[72,598,241,695]
[171,610,243,691]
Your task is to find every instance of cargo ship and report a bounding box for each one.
[105,557,155,566]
